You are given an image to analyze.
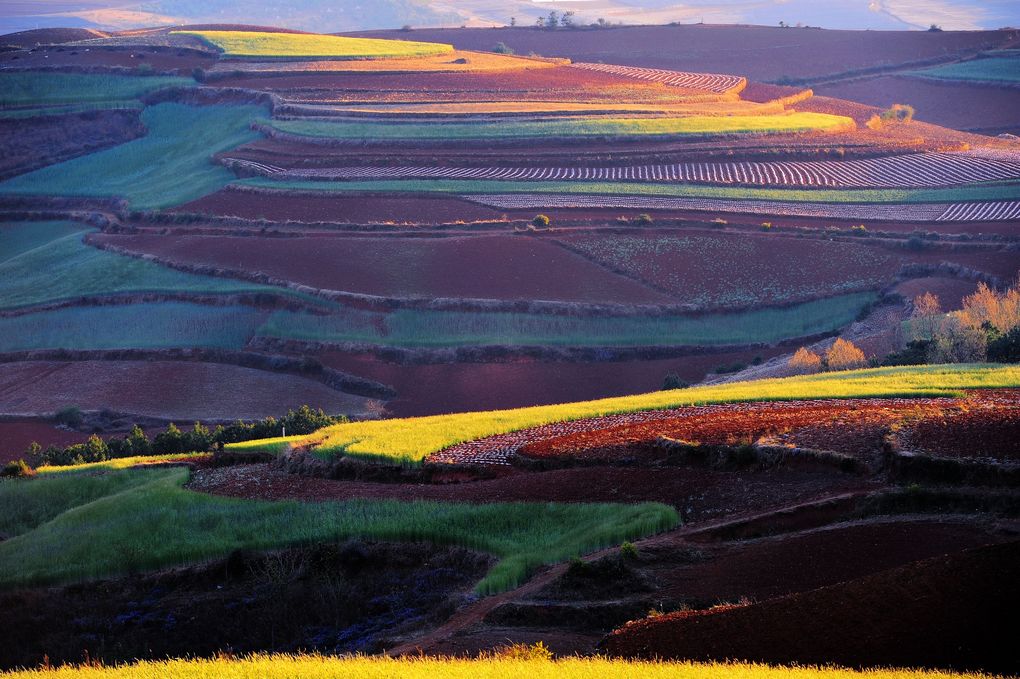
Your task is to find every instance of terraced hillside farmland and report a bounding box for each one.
[0,20,1018,678]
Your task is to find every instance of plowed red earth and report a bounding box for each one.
[646,519,1006,605]
[90,232,672,305]
[518,391,1019,465]
[0,46,215,73]
[903,407,1020,461]
[357,25,1011,83]
[603,539,1020,674]
[817,76,1020,135]
[212,67,674,99]
[188,463,874,521]
[174,188,505,223]
[0,360,379,422]
[0,420,91,463]
[319,347,788,418]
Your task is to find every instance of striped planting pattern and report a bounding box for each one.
[228,150,1020,189]
[569,62,746,94]
[461,193,1020,222]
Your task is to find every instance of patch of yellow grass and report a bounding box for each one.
[2,653,1001,678]
[173,30,453,59]
[309,99,785,116]
[36,453,211,474]
[228,365,1020,466]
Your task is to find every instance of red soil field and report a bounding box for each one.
[892,276,978,310]
[90,232,673,305]
[603,540,1020,673]
[188,461,873,519]
[553,230,899,307]
[0,28,106,47]
[817,76,1020,135]
[516,391,1019,465]
[358,25,1012,83]
[648,519,1005,604]
[319,346,788,417]
[0,420,94,463]
[902,407,1020,461]
[0,361,381,422]
[212,66,679,101]
[0,45,216,74]
[175,188,506,223]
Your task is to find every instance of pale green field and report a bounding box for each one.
[0,467,675,593]
[0,72,192,107]
[263,111,854,140]
[0,654,999,679]
[909,56,1020,84]
[237,177,1020,204]
[175,30,452,59]
[229,364,1020,466]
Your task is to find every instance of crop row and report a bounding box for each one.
[464,193,957,220]
[569,62,745,94]
[936,200,1020,221]
[229,150,1020,189]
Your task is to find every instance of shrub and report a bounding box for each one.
[153,423,184,455]
[493,42,514,55]
[532,214,550,227]
[761,221,773,231]
[54,406,83,428]
[825,338,867,371]
[1,459,35,478]
[635,213,653,225]
[881,340,931,366]
[661,373,690,390]
[870,103,916,129]
[620,541,638,559]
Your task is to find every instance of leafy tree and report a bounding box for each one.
[127,425,151,455]
[788,347,822,374]
[153,423,184,455]
[545,11,560,29]
[825,338,867,371]
[911,292,942,342]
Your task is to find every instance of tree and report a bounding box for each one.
[788,347,822,374]
[960,282,1020,335]
[127,424,151,455]
[911,292,942,341]
[560,11,575,28]
[153,423,184,455]
[545,11,559,29]
[532,214,550,227]
[510,17,516,27]
[825,338,867,371]
[927,316,987,363]
[662,373,690,390]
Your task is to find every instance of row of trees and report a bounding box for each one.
[30,406,347,468]
[788,338,867,375]
[508,13,615,29]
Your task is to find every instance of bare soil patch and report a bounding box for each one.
[0,360,381,422]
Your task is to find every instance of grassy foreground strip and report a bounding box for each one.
[0,655,999,679]
[238,177,1020,204]
[0,103,263,209]
[264,111,852,140]
[232,365,1020,466]
[176,30,452,59]
[0,72,192,107]
[0,468,676,593]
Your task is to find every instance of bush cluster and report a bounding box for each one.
[32,406,347,468]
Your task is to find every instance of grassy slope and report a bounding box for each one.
[261,292,874,348]
[0,103,263,209]
[0,222,307,310]
[0,654,992,679]
[238,177,1020,204]
[264,111,853,139]
[233,365,1020,466]
[175,30,452,58]
[909,56,1020,84]
[0,72,193,107]
[0,303,264,352]
[0,467,676,594]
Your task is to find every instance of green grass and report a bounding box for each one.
[0,303,265,352]
[263,111,853,140]
[0,221,314,310]
[0,103,264,209]
[260,292,874,348]
[237,364,1020,466]
[175,30,453,59]
[0,467,677,594]
[237,177,1020,205]
[0,655,994,679]
[0,101,145,119]
[0,72,193,108]
[908,56,1020,84]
